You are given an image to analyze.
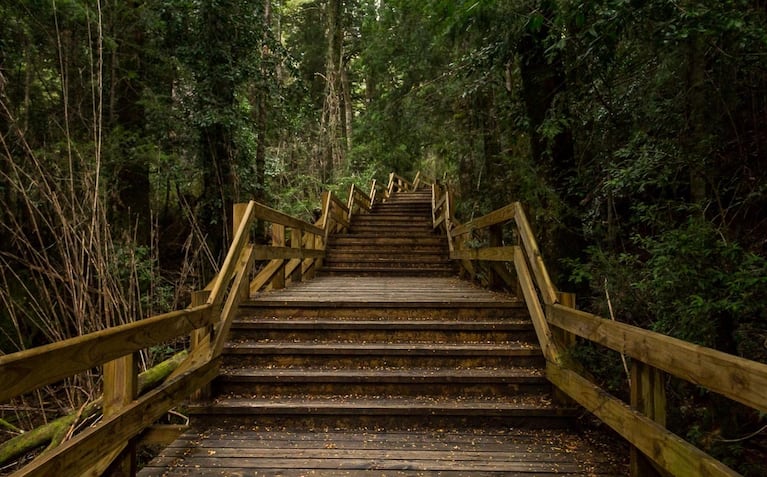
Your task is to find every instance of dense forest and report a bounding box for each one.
[1,0,766,473]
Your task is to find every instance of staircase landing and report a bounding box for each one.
[139,425,624,476]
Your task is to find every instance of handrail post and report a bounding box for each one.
[190,289,213,401]
[630,361,667,477]
[103,352,138,476]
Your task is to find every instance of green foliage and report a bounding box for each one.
[633,217,767,355]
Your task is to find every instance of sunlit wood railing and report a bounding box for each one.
[0,182,374,476]
[383,171,427,200]
[430,179,767,477]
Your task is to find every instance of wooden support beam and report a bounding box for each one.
[513,246,561,364]
[449,246,517,262]
[102,353,138,476]
[513,202,558,305]
[252,246,324,260]
[207,201,256,307]
[631,361,669,477]
[271,224,285,290]
[190,290,212,401]
[451,203,516,237]
[138,425,188,447]
[249,259,284,295]
[291,228,303,283]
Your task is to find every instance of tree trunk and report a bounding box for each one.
[111,1,151,245]
[322,0,345,177]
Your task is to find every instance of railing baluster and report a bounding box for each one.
[272,224,286,290]
[291,228,303,283]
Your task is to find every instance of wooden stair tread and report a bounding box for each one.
[232,319,532,329]
[218,368,546,383]
[224,342,540,355]
[192,395,569,416]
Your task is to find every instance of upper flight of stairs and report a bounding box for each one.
[186,191,571,431]
[141,192,620,477]
[139,189,625,476]
[322,189,456,276]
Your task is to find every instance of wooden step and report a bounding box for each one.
[324,250,447,259]
[215,367,549,397]
[329,235,445,246]
[230,326,536,344]
[322,259,452,269]
[320,267,456,277]
[188,394,574,429]
[221,341,544,369]
[239,305,527,320]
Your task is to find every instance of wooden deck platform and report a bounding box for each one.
[138,424,626,476]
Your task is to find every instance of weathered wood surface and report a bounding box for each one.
[0,305,212,403]
[12,358,220,477]
[513,202,558,305]
[547,303,767,414]
[248,276,520,304]
[449,245,516,261]
[138,426,626,476]
[547,363,739,477]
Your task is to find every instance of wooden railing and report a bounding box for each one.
[430,180,767,477]
[383,171,427,200]
[0,183,374,476]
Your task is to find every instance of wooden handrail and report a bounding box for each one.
[428,173,757,477]
[547,304,767,414]
[347,183,373,223]
[0,305,213,404]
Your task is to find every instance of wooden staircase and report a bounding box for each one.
[322,189,455,277]
[187,191,570,429]
[138,190,623,475]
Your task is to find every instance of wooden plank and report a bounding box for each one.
[330,206,350,228]
[252,202,324,236]
[212,245,256,358]
[249,259,284,295]
[272,224,286,290]
[138,425,188,447]
[0,305,212,403]
[253,246,324,260]
[547,362,739,477]
[451,203,516,237]
[547,303,767,414]
[290,228,303,283]
[329,194,349,215]
[513,246,561,364]
[13,358,220,477]
[207,201,256,306]
[513,202,558,305]
[631,361,668,477]
[450,246,516,262]
[102,353,138,475]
